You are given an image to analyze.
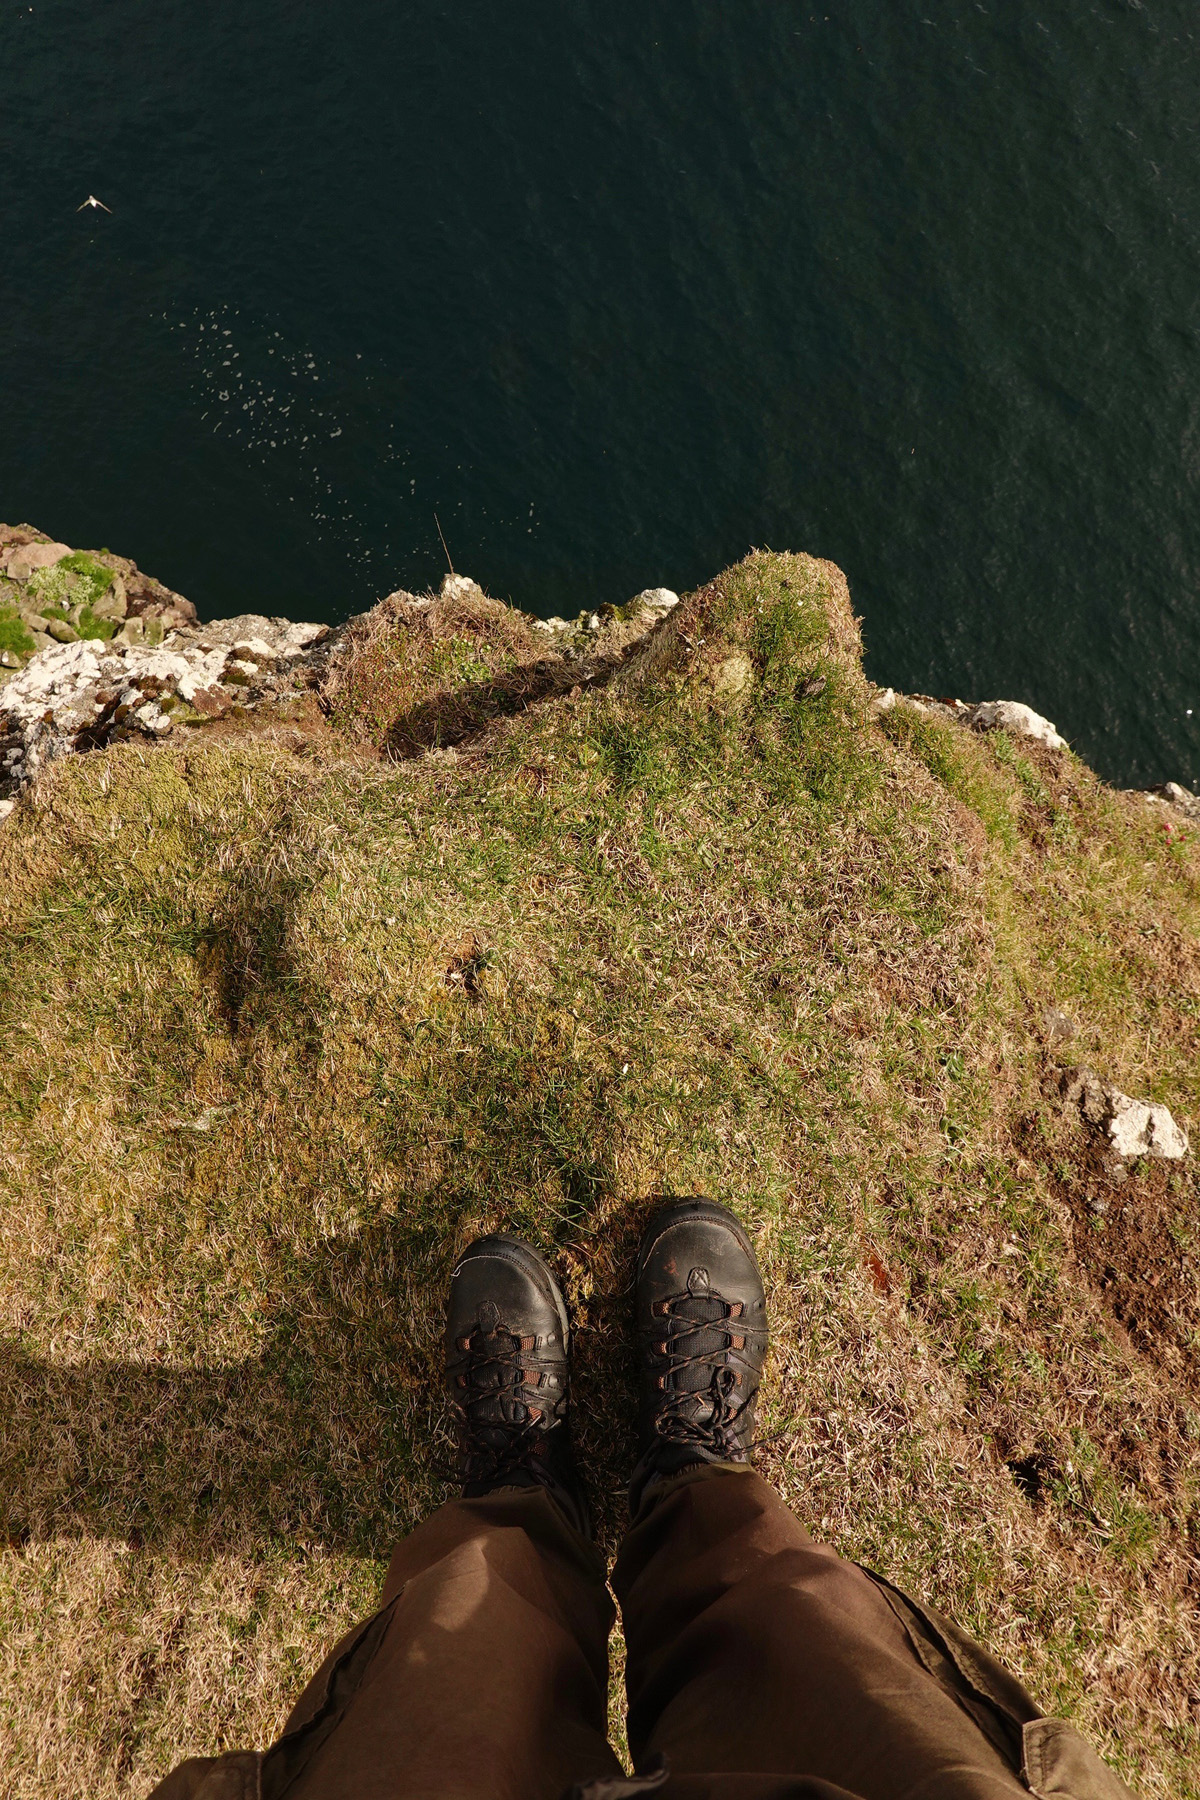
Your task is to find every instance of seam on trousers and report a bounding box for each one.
[261,1587,406,1799]
[857,1567,1031,1771]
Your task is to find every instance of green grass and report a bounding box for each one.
[1,551,1197,1796]
[0,605,35,659]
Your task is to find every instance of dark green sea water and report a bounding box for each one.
[3,1,1199,786]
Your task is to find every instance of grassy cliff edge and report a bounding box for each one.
[2,552,1198,1795]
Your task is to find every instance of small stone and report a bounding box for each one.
[628,587,680,618]
[44,617,79,643]
[0,798,14,823]
[1087,1196,1108,1218]
[1043,1007,1078,1045]
[1106,1091,1189,1160]
[1064,1066,1189,1159]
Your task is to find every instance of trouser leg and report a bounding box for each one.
[612,1465,1032,1800]
[264,1488,622,1800]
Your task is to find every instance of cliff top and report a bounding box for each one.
[2,540,1199,1795]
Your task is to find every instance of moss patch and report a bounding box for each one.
[27,552,117,620]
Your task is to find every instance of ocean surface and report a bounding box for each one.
[3,1,1199,787]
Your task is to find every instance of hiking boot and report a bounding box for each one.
[630,1199,768,1513]
[445,1233,588,1534]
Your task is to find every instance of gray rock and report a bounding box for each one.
[89,581,128,623]
[1,541,71,580]
[873,687,1070,751]
[969,700,1068,751]
[439,574,488,607]
[628,587,680,618]
[1063,1066,1189,1160]
[1146,781,1200,821]
[532,583,681,662]
[1106,1090,1189,1160]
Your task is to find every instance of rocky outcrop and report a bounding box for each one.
[1143,780,1200,823]
[874,685,1200,814]
[531,585,682,658]
[0,608,331,818]
[873,687,1069,750]
[0,544,684,818]
[0,523,197,671]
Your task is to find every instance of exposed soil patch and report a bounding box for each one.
[1051,1142,1200,1388]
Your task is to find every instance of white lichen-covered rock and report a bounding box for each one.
[968,700,1068,750]
[871,687,1071,752]
[1064,1067,1190,1160]
[1106,1091,1190,1160]
[0,611,331,813]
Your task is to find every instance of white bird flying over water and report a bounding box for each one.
[76,195,111,212]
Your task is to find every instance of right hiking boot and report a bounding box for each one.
[630,1199,768,1513]
[445,1233,588,1535]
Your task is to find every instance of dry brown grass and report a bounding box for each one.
[1,551,1198,1795]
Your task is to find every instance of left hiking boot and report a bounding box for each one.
[630,1198,768,1514]
[445,1233,588,1534]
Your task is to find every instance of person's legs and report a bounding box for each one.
[263,1483,620,1800]
[266,1232,620,1800]
[149,1233,621,1800]
[614,1464,1029,1800]
[616,1200,1043,1800]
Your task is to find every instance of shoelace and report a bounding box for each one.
[454,1322,556,1487]
[650,1292,761,1457]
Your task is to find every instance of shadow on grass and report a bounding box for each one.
[0,1211,645,1558]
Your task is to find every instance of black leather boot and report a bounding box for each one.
[630,1199,768,1514]
[445,1233,588,1534]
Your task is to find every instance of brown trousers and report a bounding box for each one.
[152,1466,1135,1800]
